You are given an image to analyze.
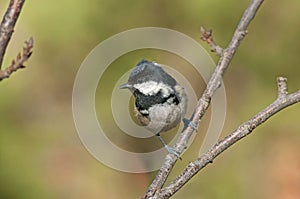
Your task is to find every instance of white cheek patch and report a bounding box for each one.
[134,81,172,97]
[140,109,149,115]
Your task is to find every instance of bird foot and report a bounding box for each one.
[156,134,181,159]
[164,145,181,159]
[183,118,198,132]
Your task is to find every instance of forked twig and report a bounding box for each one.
[0,0,33,81]
[155,77,300,198]
[143,0,266,198]
[0,37,33,81]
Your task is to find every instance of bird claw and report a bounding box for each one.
[183,118,198,132]
[164,145,181,159]
[156,134,182,159]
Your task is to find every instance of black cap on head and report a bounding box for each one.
[127,59,177,87]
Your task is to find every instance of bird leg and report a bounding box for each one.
[156,134,181,159]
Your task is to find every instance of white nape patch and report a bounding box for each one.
[152,62,160,67]
[134,81,172,97]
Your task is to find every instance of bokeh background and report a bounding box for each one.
[0,0,299,198]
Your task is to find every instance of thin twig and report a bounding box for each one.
[277,77,288,97]
[155,77,300,198]
[0,37,33,81]
[200,27,224,57]
[0,0,25,69]
[143,0,264,198]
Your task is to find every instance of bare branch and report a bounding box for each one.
[143,0,265,198]
[0,37,33,81]
[155,78,300,198]
[200,27,224,57]
[0,0,25,69]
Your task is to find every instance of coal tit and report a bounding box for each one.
[120,59,190,156]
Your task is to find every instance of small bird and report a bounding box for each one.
[120,59,194,156]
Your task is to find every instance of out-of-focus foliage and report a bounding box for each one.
[0,0,299,198]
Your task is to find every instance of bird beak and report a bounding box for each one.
[119,83,132,89]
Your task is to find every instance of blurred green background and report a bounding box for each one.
[0,0,299,198]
